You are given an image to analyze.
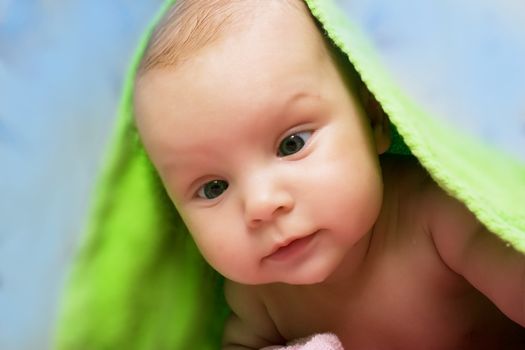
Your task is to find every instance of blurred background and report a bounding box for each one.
[0,1,162,349]
[0,0,523,349]
[339,0,525,158]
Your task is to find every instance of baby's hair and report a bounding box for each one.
[138,0,302,76]
[138,0,243,75]
[137,0,387,130]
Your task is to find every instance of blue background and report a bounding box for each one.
[0,1,162,349]
[1,1,524,349]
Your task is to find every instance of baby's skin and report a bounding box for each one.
[134,1,525,349]
[224,156,525,349]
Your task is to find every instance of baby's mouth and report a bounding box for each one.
[264,230,320,262]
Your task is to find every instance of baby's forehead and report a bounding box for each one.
[138,0,310,74]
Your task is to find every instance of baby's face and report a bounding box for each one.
[135,2,387,285]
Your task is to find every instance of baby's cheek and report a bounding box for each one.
[183,214,260,282]
[207,245,261,283]
[207,252,247,281]
[196,236,238,271]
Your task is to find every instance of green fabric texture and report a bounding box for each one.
[56,0,525,349]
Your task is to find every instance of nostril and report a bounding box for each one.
[275,205,287,214]
[248,218,265,230]
[243,190,294,226]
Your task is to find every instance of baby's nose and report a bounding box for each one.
[243,181,294,228]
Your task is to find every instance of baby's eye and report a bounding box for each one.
[197,180,229,199]
[277,131,312,157]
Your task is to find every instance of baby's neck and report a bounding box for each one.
[304,227,375,296]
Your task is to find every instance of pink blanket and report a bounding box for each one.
[261,333,343,350]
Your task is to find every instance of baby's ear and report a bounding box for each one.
[372,112,391,155]
[361,87,391,154]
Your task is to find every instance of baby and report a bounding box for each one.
[133,0,525,349]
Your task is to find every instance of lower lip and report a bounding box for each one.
[265,231,319,262]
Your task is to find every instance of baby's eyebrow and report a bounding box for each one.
[160,91,319,173]
[257,90,320,131]
[281,91,318,113]
[160,160,206,197]
[161,154,205,177]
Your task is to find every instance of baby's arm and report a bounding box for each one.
[423,181,525,326]
[222,281,285,350]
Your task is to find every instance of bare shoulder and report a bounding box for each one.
[415,167,483,264]
[390,155,483,261]
[407,160,525,327]
[223,280,271,325]
[222,280,284,349]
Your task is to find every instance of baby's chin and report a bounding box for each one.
[277,264,337,286]
[223,259,339,286]
[225,275,329,286]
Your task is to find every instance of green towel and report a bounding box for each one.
[56,1,525,349]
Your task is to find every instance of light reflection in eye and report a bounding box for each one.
[197,179,229,199]
[277,131,312,157]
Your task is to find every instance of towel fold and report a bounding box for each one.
[261,333,344,350]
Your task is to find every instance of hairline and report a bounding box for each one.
[137,0,305,77]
